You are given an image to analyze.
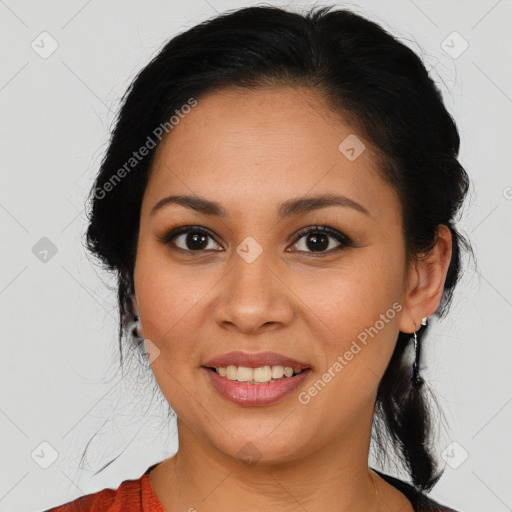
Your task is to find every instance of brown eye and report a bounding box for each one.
[289,225,352,254]
[158,226,222,252]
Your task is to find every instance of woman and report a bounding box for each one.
[47,4,470,511]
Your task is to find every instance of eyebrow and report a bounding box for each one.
[149,193,370,218]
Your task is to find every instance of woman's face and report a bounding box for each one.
[134,86,418,464]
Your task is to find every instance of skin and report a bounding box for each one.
[132,86,452,512]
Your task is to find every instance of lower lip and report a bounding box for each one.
[204,367,311,407]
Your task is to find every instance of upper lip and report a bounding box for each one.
[203,351,310,370]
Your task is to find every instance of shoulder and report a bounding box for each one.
[44,472,146,512]
[372,468,461,512]
[414,489,461,512]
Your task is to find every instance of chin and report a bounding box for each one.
[211,430,308,467]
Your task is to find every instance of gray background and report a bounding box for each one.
[1,0,511,511]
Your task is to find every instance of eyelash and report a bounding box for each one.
[157,224,353,256]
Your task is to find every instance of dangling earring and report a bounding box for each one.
[412,316,428,390]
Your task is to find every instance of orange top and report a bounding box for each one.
[45,465,165,512]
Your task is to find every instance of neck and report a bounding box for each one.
[151,404,384,512]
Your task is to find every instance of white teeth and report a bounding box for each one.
[271,365,284,379]
[253,366,272,383]
[236,366,253,382]
[226,365,237,380]
[214,365,304,383]
[284,366,294,378]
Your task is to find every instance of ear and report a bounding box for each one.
[399,224,452,333]
[131,293,140,317]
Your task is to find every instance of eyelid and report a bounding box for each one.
[158,224,353,255]
[157,225,220,247]
[290,225,353,250]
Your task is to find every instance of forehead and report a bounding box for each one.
[143,86,399,222]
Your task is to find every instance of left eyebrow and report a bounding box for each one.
[149,193,370,218]
[278,194,370,218]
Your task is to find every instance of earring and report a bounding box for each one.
[411,316,428,390]
[130,294,143,339]
[130,315,143,339]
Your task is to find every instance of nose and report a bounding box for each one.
[212,247,295,335]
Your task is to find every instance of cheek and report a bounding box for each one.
[137,277,204,360]
[134,262,208,414]
[305,252,404,336]
[134,237,215,327]
[299,251,405,396]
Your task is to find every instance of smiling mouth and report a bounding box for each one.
[204,365,308,384]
